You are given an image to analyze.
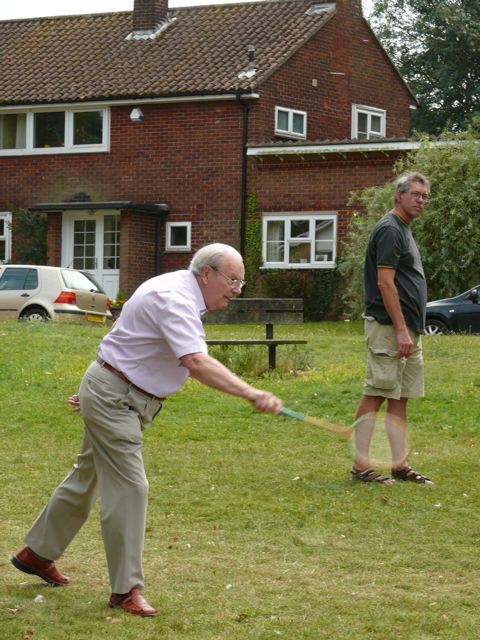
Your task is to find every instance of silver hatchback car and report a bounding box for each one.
[0,265,112,323]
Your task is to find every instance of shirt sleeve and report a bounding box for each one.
[374,225,403,270]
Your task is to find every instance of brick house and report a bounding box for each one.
[0,0,417,304]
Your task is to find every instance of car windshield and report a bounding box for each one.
[61,269,105,293]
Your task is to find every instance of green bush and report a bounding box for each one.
[339,128,480,317]
[11,208,47,264]
[259,268,342,320]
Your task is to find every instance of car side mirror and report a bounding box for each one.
[467,288,479,303]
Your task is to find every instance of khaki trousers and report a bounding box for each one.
[25,360,162,594]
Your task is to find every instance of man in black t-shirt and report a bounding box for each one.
[351,172,433,485]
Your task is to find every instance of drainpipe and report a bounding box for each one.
[155,216,162,275]
[237,91,251,257]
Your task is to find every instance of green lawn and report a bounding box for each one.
[0,320,478,639]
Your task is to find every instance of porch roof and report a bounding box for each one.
[29,201,169,216]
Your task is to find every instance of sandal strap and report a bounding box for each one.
[351,466,393,483]
[392,467,432,484]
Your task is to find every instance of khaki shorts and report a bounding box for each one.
[362,317,424,400]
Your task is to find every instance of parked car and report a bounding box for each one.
[0,265,112,323]
[425,285,480,335]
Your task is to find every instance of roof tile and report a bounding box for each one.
[0,0,334,105]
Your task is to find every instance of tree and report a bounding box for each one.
[339,127,480,317]
[12,208,47,264]
[369,0,480,134]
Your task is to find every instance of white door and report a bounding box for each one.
[62,210,120,301]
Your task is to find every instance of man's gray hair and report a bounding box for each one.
[189,243,242,274]
[395,172,430,201]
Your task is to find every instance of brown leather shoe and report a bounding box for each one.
[11,547,70,587]
[109,587,158,617]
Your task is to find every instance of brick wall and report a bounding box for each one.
[1,101,246,295]
[248,151,401,248]
[249,3,414,142]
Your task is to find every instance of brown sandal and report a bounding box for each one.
[350,466,394,484]
[391,467,433,484]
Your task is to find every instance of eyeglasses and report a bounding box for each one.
[211,266,246,289]
[408,190,429,201]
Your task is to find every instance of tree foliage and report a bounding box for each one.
[339,128,480,317]
[12,208,47,264]
[369,0,480,134]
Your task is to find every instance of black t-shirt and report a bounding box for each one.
[364,212,427,333]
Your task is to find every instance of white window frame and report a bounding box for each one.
[0,106,110,156]
[275,106,307,139]
[262,212,337,269]
[351,104,386,140]
[165,221,192,252]
[0,212,12,263]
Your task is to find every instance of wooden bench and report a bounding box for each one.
[204,298,307,369]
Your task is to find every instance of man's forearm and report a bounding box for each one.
[379,281,408,331]
[181,352,256,400]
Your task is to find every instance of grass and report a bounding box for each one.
[0,320,479,639]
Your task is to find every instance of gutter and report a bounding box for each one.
[0,93,261,112]
[247,139,446,157]
[236,92,251,258]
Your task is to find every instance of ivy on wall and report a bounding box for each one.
[243,191,262,297]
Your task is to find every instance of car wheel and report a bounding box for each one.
[425,319,448,336]
[20,307,49,322]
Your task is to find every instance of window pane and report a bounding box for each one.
[292,112,305,134]
[315,219,333,240]
[73,219,96,270]
[0,240,5,261]
[62,269,102,292]
[170,226,188,247]
[357,112,368,138]
[266,242,284,262]
[24,269,39,289]
[0,113,27,149]
[267,220,284,241]
[34,112,65,148]
[315,219,334,261]
[103,214,119,269]
[0,267,37,289]
[0,220,4,235]
[73,111,103,145]
[266,220,285,262]
[276,110,289,131]
[289,242,311,264]
[290,219,309,239]
[370,114,382,134]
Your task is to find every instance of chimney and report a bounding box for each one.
[133,0,168,32]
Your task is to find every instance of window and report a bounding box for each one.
[0,213,12,263]
[351,104,386,140]
[166,222,191,251]
[61,268,103,293]
[0,267,38,290]
[275,107,307,139]
[262,213,337,268]
[103,215,120,269]
[0,107,109,155]
[73,219,96,270]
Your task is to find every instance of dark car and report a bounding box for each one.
[425,285,480,335]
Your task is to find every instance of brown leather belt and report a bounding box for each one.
[96,356,164,402]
